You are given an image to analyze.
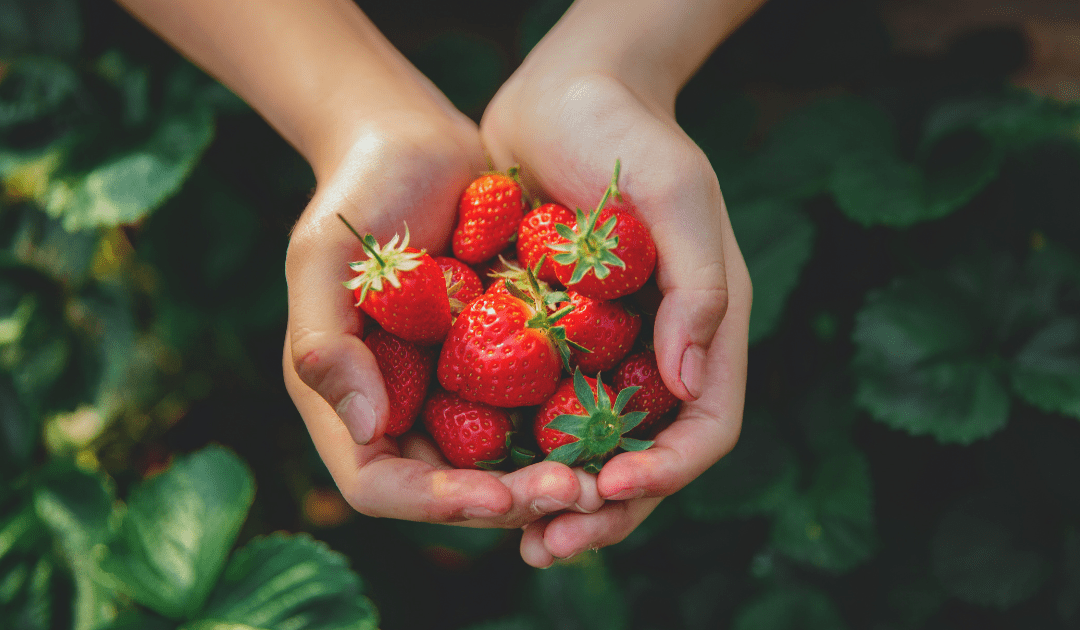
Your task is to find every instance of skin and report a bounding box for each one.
[115,0,763,563]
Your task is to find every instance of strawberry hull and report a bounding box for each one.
[436,293,562,408]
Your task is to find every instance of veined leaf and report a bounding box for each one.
[1011,317,1080,419]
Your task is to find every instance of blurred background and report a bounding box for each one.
[2,0,1079,628]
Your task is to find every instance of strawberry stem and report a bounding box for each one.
[337,213,385,266]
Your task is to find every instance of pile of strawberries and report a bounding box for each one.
[342,161,680,473]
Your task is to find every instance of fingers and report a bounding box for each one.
[519,497,664,566]
[599,212,750,500]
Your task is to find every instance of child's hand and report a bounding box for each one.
[283,109,599,529]
[480,13,753,566]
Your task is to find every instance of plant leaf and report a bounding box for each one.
[733,587,847,630]
[1011,317,1080,419]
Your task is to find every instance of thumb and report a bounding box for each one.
[648,177,729,402]
[286,212,390,444]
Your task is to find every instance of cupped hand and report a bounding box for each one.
[481,67,752,566]
[283,109,600,529]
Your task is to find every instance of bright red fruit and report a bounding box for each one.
[550,161,657,300]
[365,328,435,437]
[434,256,483,316]
[437,290,572,408]
[342,219,451,345]
[614,351,680,438]
[453,170,526,265]
[559,291,641,375]
[534,368,652,472]
[423,389,513,469]
[517,203,574,283]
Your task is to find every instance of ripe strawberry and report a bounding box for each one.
[518,202,574,283]
[341,217,451,345]
[452,170,526,265]
[549,161,657,300]
[484,257,555,299]
[534,368,652,473]
[614,351,680,438]
[365,328,435,437]
[434,256,483,316]
[470,247,519,289]
[437,270,576,408]
[423,389,513,469]
[558,291,641,375]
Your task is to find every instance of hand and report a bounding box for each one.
[481,62,752,566]
[283,108,601,529]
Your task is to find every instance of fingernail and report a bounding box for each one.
[462,506,501,520]
[606,488,644,501]
[680,345,706,399]
[336,392,376,444]
[531,495,572,514]
[572,502,599,514]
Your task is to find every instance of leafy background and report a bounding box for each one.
[2,0,1080,628]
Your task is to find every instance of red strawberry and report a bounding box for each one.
[434,256,483,316]
[614,351,680,438]
[549,160,657,300]
[518,203,574,283]
[452,170,526,265]
[470,247,519,289]
[437,270,576,408]
[559,291,641,375]
[365,328,435,437]
[423,389,513,469]
[341,217,451,345]
[534,368,653,472]
[484,257,555,299]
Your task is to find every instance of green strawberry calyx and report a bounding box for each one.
[543,367,654,473]
[501,260,586,372]
[339,214,425,304]
[549,159,627,285]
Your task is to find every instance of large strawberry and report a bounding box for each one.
[453,169,526,265]
[423,389,513,470]
[437,269,575,408]
[613,350,680,438]
[341,216,451,345]
[517,202,574,283]
[559,291,641,375]
[549,160,657,300]
[434,256,483,316]
[365,328,435,437]
[534,368,652,473]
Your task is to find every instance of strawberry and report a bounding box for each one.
[434,256,483,316]
[518,202,574,284]
[437,269,576,408]
[365,328,435,437]
[470,246,519,289]
[452,169,526,265]
[534,368,653,473]
[423,389,514,469]
[614,351,680,438]
[341,216,451,345]
[549,160,657,300]
[484,256,555,299]
[558,291,641,375]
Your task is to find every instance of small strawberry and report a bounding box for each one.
[453,169,526,265]
[341,216,451,345]
[484,256,555,299]
[614,351,680,438]
[365,328,436,437]
[518,202,574,283]
[534,368,653,473]
[470,246,519,289]
[549,160,657,300]
[434,256,483,316]
[558,291,641,375]
[437,268,576,408]
[423,389,513,469]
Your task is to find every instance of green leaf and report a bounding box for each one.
[852,275,1011,444]
[771,450,875,573]
[0,58,80,129]
[0,0,81,57]
[931,499,1050,609]
[530,552,627,630]
[733,587,847,630]
[923,90,1080,150]
[43,104,214,231]
[409,32,504,114]
[0,374,36,471]
[100,446,255,620]
[1010,317,1080,419]
[728,199,815,344]
[197,532,378,630]
[680,411,799,521]
[460,617,541,630]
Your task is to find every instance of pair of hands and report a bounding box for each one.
[282,46,752,568]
